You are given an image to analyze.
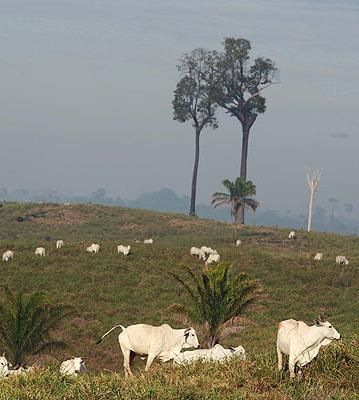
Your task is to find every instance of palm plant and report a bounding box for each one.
[212,177,259,228]
[167,263,262,348]
[0,287,74,367]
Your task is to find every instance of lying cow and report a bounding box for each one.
[86,243,100,254]
[35,247,46,257]
[144,239,154,244]
[174,344,246,365]
[2,250,14,262]
[56,240,64,249]
[205,253,220,266]
[190,247,206,260]
[336,255,349,265]
[97,323,199,376]
[60,357,86,377]
[277,318,340,378]
[0,356,11,378]
[314,253,323,261]
[117,245,131,256]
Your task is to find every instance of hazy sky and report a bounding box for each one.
[1,0,358,215]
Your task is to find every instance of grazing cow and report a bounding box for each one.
[336,255,349,265]
[144,239,153,244]
[190,247,206,260]
[288,231,296,240]
[314,253,323,261]
[205,253,220,266]
[60,358,86,377]
[174,344,246,365]
[97,323,199,376]
[56,240,64,249]
[35,247,46,257]
[2,250,14,262]
[236,240,242,247]
[86,243,100,254]
[277,319,340,378]
[117,245,131,256]
[0,356,11,378]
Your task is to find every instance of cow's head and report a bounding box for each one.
[183,328,199,349]
[0,354,11,376]
[314,320,341,340]
[73,357,86,373]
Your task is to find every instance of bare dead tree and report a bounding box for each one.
[306,168,321,232]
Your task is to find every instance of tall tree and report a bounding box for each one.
[173,48,219,216]
[306,168,321,232]
[0,287,73,367]
[212,177,259,233]
[215,38,277,223]
[167,263,262,348]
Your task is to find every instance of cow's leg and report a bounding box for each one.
[145,353,157,372]
[276,344,283,371]
[119,344,133,377]
[288,356,296,379]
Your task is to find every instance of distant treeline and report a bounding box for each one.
[0,187,357,235]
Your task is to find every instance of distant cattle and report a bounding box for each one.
[2,250,14,262]
[336,255,349,265]
[201,246,218,256]
[144,239,154,244]
[35,247,46,257]
[314,253,323,261]
[117,245,131,256]
[56,240,64,249]
[236,240,242,247]
[288,231,296,240]
[86,243,100,254]
[205,253,220,266]
[190,247,206,260]
[97,323,199,376]
[174,344,246,365]
[60,357,86,377]
[277,318,340,378]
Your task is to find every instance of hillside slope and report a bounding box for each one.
[0,202,358,376]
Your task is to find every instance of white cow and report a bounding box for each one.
[277,319,341,378]
[35,247,46,257]
[288,231,296,240]
[0,356,11,378]
[86,243,100,254]
[205,253,220,266]
[336,255,349,265]
[144,239,153,244]
[7,366,36,377]
[201,246,218,255]
[174,344,246,365]
[314,253,323,261]
[235,240,242,247]
[190,247,206,260]
[2,250,14,262]
[117,245,131,256]
[97,323,199,376]
[56,240,64,249]
[60,357,86,377]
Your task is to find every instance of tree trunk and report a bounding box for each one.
[189,129,201,216]
[204,334,219,348]
[239,127,250,224]
[307,190,314,232]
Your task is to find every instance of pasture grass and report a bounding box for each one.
[0,202,358,399]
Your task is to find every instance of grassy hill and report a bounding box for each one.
[0,202,358,399]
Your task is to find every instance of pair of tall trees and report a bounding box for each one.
[173,38,277,223]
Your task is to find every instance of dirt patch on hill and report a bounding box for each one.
[167,217,213,228]
[25,205,87,227]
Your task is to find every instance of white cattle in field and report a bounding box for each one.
[235,240,242,247]
[336,255,349,265]
[117,245,131,256]
[277,319,341,378]
[86,243,100,254]
[0,356,11,378]
[97,323,199,376]
[35,247,46,257]
[2,250,14,262]
[7,366,36,377]
[56,240,64,249]
[174,344,246,365]
[144,239,153,244]
[60,357,86,377]
[190,247,206,260]
[201,246,218,255]
[314,253,323,261]
[205,253,220,266]
[288,231,296,240]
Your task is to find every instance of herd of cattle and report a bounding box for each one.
[0,229,349,380]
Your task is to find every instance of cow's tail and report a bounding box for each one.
[96,324,126,345]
